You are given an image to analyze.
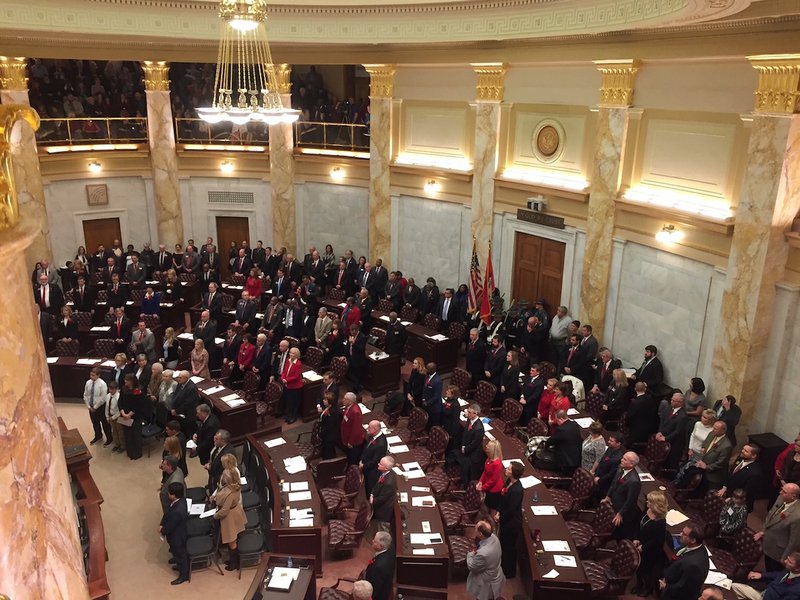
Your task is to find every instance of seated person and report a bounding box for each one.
[718,488,748,536]
[730,551,800,600]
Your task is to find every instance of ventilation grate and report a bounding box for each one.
[208,191,254,205]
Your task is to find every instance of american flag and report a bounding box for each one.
[479,241,495,326]
[468,238,483,313]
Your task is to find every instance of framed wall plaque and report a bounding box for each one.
[86,184,109,206]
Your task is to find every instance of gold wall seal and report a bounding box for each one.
[142,60,170,92]
[0,104,41,231]
[748,54,800,114]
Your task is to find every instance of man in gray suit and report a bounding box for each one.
[314,307,333,349]
[695,421,734,489]
[132,320,157,363]
[467,520,505,600]
[159,456,185,514]
[755,483,800,571]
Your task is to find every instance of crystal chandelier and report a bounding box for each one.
[197,0,300,125]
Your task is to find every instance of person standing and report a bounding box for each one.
[421,362,443,428]
[341,392,365,464]
[319,391,341,460]
[370,457,397,525]
[477,440,505,517]
[83,367,110,445]
[118,373,147,460]
[497,461,524,578]
[659,526,710,600]
[213,468,247,572]
[105,381,124,453]
[159,482,190,585]
[361,420,388,497]
[467,520,505,600]
[633,490,669,597]
[755,483,800,571]
[603,451,643,540]
[281,347,304,424]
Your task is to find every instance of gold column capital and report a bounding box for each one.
[471,62,507,101]
[594,59,641,108]
[271,64,292,94]
[747,54,800,114]
[142,61,170,92]
[0,104,40,232]
[0,57,28,92]
[363,64,397,98]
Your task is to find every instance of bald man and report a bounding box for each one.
[361,420,388,496]
[603,451,642,540]
[756,483,800,571]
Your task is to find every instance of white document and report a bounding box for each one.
[338,302,347,308]
[483,422,493,431]
[379,315,390,322]
[400,321,412,326]
[161,303,173,308]
[289,518,314,527]
[542,569,560,579]
[177,332,194,340]
[46,357,59,364]
[623,368,636,377]
[403,462,422,471]
[255,313,264,320]
[77,358,101,365]
[386,435,403,444]
[303,371,323,382]
[404,470,426,479]
[284,456,307,474]
[370,352,390,360]
[638,472,655,482]
[411,486,431,493]
[186,439,197,449]
[220,393,240,402]
[421,521,431,533]
[484,432,495,441]
[125,300,134,305]
[520,475,542,489]
[190,376,204,384]
[458,398,469,407]
[226,398,246,407]
[566,408,580,415]
[412,548,435,555]
[708,558,717,571]
[289,508,313,520]
[388,445,409,454]
[392,466,405,476]
[572,417,595,428]
[288,491,312,502]
[268,574,293,590]
[204,385,226,395]
[264,437,286,448]
[531,505,558,516]
[666,509,689,526]
[502,460,517,468]
[240,477,247,485]
[290,481,309,491]
[90,326,110,332]
[542,540,571,552]
[554,555,577,567]
[101,360,116,367]
[409,533,443,545]
[188,504,205,516]
[214,337,224,345]
[359,403,371,414]
[704,571,732,589]
[199,507,217,519]
[412,496,437,507]
[399,492,408,503]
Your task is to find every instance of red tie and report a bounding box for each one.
[733,462,744,474]
[117,320,122,336]
[139,331,144,341]
[568,348,576,363]
[338,271,344,285]
[41,286,46,306]
[468,422,473,431]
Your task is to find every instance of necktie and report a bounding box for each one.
[240,258,244,269]
[379,473,385,483]
[780,573,789,583]
[733,461,744,474]
[468,421,473,431]
[41,286,46,306]
[568,347,576,363]
[117,319,122,336]
[200,321,205,329]
[90,379,96,409]
[139,330,144,342]
[364,272,368,286]
[443,299,449,319]
[209,292,214,305]
[338,271,344,285]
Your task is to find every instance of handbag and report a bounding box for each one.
[117,416,134,427]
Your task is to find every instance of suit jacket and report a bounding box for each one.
[35,283,65,314]
[71,286,95,312]
[403,284,421,308]
[196,413,221,464]
[723,459,763,512]
[436,296,460,324]
[172,381,199,421]
[484,345,506,386]
[125,263,146,286]
[182,251,201,273]
[283,261,302,284]
[581,335,599,362]
[207,443,236,491]
[713,400,742,445]
[193,319,217,349]
[759,568,800,600]
[313,315,333,346]
[521,375,545,418]
[111,317,133,346]
[263,302,286,333]
[422,373,443,415]
[384,320,406,356]
[764,498,800,561]
[594,359,622,392]
[466,338,487,384]
[133,328,157,362]
[698,432,734,486]
[625,393,659,443]
[466,534,505,600]
[251,343,272,376]
[564,343,590,379]
[202,291,223,322]
[160,468,186,514]
[233,255,252,275]
[272,277,290,301]
[606,468,642,520]
[595,445,624,495]
[159,498,189,551]
[499,480,524,533]
[365,547,396,600]
[234,298,256,326]
[370,471,397,523]
[305,259,325,284]
[661,545,710,600]
[283,305,305,338]
[203,252,221,273]
[545,419,583,471]
[56,318,79,340]
[333,269,355,296]
[636,356,664,391]
[362,433,389,494]
[462,418,486,473]
[155,251,172,273]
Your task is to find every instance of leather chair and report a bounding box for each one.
[377,298,393,313]
[408,426,449,472]
[331,356,348,383]
[296,420,321,462]
[539,361,556,380]
[178,273,196,283]
[447,524,478,575]
[422,313,440,331]
[92,338,116,359]
[73,310,93,329]
[427,463,463,499]
[581,539,640,596]
[187,531,223,577]
[229,273,246,286]
[568,499,617,554]
[549,467,596,517]
[709,526,762,579]
[55,338,80,357]
[304,345,324,370]
[641,434,671,477]
[369,327,386,349]
[584,390,605,420]
[450,367,472,398]
[399,305,418,323]
[327,287,345,301]
[473,380,496,417]
[257,381,283,420]
[517,416,550,445]
[395,406,429,446]
[328,502,372,554]
[446,321,465,344]
[438,481,481,532]
[320,464,363,519]
[142,313,160,331]
[129,288,144,303]
[684,490,726,541]
[221,293,235,311]
[490,398,523,435]
[218,361,233,386]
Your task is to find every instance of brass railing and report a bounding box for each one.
[35,117,148,146]
[174,118,270,145]
[294,120,369,153]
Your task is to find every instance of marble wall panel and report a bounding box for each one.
[611,242,715,388]
[296,182,369,262]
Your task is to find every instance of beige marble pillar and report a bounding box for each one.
[470,63,506,263]
[269,64,297,252]
[711,55,800,428]
[0,105,90,599]
[363,64,396,265]
[579,60,640,341]
[0,56,52,268]
[143,61,184,247]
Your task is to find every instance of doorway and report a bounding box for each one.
[83,217,122,254]
[512,232,565,317]
[215,216,250,276]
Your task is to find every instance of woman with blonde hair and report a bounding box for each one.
[213,467,247,571]
[602,368,631,424]
[161,326,179,369]
[477,439,505,515]
[406,356,427,409]
[190,338,210,379]
[632,490,669,596]
[211,454,241,500]
[161,435,182,483]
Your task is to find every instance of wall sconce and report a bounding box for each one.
[330,167,345,182]
[88,160,102,174]
[424,179,441,193]
[655,224,684,243]
[220,160,234,174]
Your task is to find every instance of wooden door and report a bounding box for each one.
[215,216,250,276]
[83,217,122,254]
[511,232,565,317]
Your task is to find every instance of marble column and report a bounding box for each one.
[470,63,506,263]
[363,64,396,265]
[579,60,640,342]
[0,105,90,599]
[142,61,184,247]
[269,64,297,252]
[711,54,800,429]
[0,56,52,268]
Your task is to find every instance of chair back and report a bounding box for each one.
[230,273,246,286]
[539,361,556,380]
[463,480,482,513]
[285,336,300,348]
[343,465,363,496]
[219,361,233,380]
[55,338,80,357]
[242,371,260,394]
[594,500,617,539]
[327,287,345,301]
[427,426,450,461]
[178,273,196,283]
[422,313,440,331]
[73,311,92,329]
[610,539,641,578]
[700,490,726,523]
[93,338,116,359]
[585,390,605,419]
[568,468,597,508]
[222,293,235,310]
[266,381,283,405]
[644,434,671,475]
[473,380,496,415]
[377,298,393,313]
[446,321,465,342]
[305,346,324,370]
[408,406,429,435]
[451,367,471,396]
[500,398,523,428]
[354,503,373,531]
[369,327,386,349]
[732,527,762,568]
[142,314,160,330]
[399,306,418,322]
[129,288,144,303]
[96,288,109,303]
[526,417,549,437]
[331,356,349,382]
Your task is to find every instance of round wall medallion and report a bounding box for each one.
[531,119,565,164]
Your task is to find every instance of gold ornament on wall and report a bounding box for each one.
[531,118,565,164]
[0,104,40,232]
[0,56,28,91]
[363,64,397,98]
[748,54,800,114]
[86,184,109,206]
[142,60,170,92]
[594,59,640,108]
[472,63,507,102]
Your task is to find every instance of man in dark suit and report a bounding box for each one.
[251,333,272,389]
[203,244,221,273]
[201,282,223,322]
[603,451,642,540]
[422,362,443,428]
[193,403,220,464]
[361,421,388,496]
[38,305,55,351]
[91,245,112,272]
[101,256,122,284]
[125,254,146,286]
[250,241,266,272]
[659,526,710,600]
[459,404,486,484]
[72,275,95,313]
[107,273,128,309]
[633,344,665,391]
[283,299,305,338]
[232,248,252,276]
[594,433,624,499]
[365,531,396,600]
[205,428,235,492]
[483,335,506,389]
[402,277,421,309]
[562,333,590,382]
[171,371,199,436]
[730,551,800,600]
[155,244,172,274]
[384,312,407,357]
[384,271,403,312]
[233,291,257,333]
[333,260,356,297]
[345,325,368,393]
[625,382,659,445]
[466,328,487,388]
[262,296,285,339]
[272,268,290,301]
[193,310,217,349]
[372,259,389,295]
[359,262,381,303]
[317,372,339,411]
[592,348,622,394]
[519,363,545,425]
[436,287,460,330]
[370,457,397,524]
[716,443,764,512]
[540,410,582,475]
[657,392,689,468]
[181,246,201,275]
[159,482,190,585]
[199,264,219,288]
[110,307,132,355]
[305,250,325,286]
[35,272,65,316]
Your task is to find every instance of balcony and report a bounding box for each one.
[35,117,148,153]
[294,121,369,157]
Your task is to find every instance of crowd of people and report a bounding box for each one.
[34,232,800,599]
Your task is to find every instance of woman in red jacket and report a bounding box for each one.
[477,439,505,516]
[245,267,264,304]
[237,334,256,379]
[340,391,366,464]
[281,347,304,424]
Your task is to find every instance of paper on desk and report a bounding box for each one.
[370,351,390,360]
[226,398,246,407]
[190,376,204,384]
[303,371,323,382]
[623,368,636,377]
[484,432,495,441]
[77,358,101,365]
[240,477,247,485]
[289,518,314,527]
[214,337,224,345]
[403,461,422,471]
[483,422,493,431]
[186,439,197,449]
[411,486,431,493]
[265,437,286,448]
[409,533,443,545]
[458,398,469,407]
[268,574,293,590]
[289,508,313,519]
[542,569,560,579]
[126,300,134,305]
[666,509,689,526]
[221,393,240,402]
[413,548,435,555]
[386,435,403,444]
[290,481,309,491]
[46,357,59,364]
[379,315,390,322]
[399,492,409,503]
[392,467,405,476]
[401,320,412,326]
[255,313,264,320]
[200,507,217,518]
[188,503,205,516]
[572,417,595,428]
[542,540,571,552]
[272,567,301,581]
[566,408,580,415]
[90,326,111,332]
[204,385,226,395]
[531,505,558,516]
[704,571,732,589]
[284,456,307,474]
[404,469,426,479]
[359,403,371,414]
[288,491,312,502]
[161,303,173,308]
[412,495,437,508]
[554,555,577,567]
[177,332,194,340]
[708,558,717,571]
[101,359,116,367]
[338,302,347,308]
[520,475,542,489]
[638,472,655,482]
[388,445,409,454]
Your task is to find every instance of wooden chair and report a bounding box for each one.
[320,464,363,520]
[327,503,372,555]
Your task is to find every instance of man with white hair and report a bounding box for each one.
[193,309,217,350]
[314,307,333,348]
[360,421,388,496]
[602,451,642,540]
[365,531,395,600]
[351,581,373,600]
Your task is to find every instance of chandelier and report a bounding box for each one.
[197,0,300,125]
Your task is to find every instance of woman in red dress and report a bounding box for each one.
[236,334,255,383]
[548,382,572,429]
[340,391,366,464]
[281,347,304,424]
[477,439,505,516]
[537,378,558,422]
[245,267,263,304]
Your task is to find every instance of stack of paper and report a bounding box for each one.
[204,384,226,395]
[46,357,59,364]
[370,351,389,360]
[125,300,134,306]
[666,509,689,526]
[338,302,347,308]
[572,417,595,428]
[386,435,402,444]
[265,437,286,448]
[520,475,542,489]
[77,358,101,365]
[566,408,580,415]
[284,456,306,474]
[531,505,558,516]
[303,371,323,382]
[220,392,246,407]
[214,337,224,345]
[412,548,435,555]
[409,533,443,545]
[189,376,204,384]
[542,540,571,552]
[101,359,116,367]
[161,303,173,308]
[177,332,194,340]
[379,315,390,322]
[704,571,732,589]
[400,320,412,326]
[199,507,217,519]
[359,403,371,414]
[90,326,110,332]
[554,555,577,567]
[186,439,197,449]
[289,481,309,492]
[388,444,409,454]
[288,490,312,502]
[289,507,314,520]
[412,495,437,507]
[188,503,205,516]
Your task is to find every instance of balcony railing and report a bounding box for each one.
[294,120,369,153]
[175,118,270,146]
[35,117,148,147]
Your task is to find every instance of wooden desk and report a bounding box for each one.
[300,368,323,422]
[245,553,317,600]
[365,343,401,396]
[247,430,324,577]
[195,378,260,439]
[403,323,459,374]
[48,356,110,398]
